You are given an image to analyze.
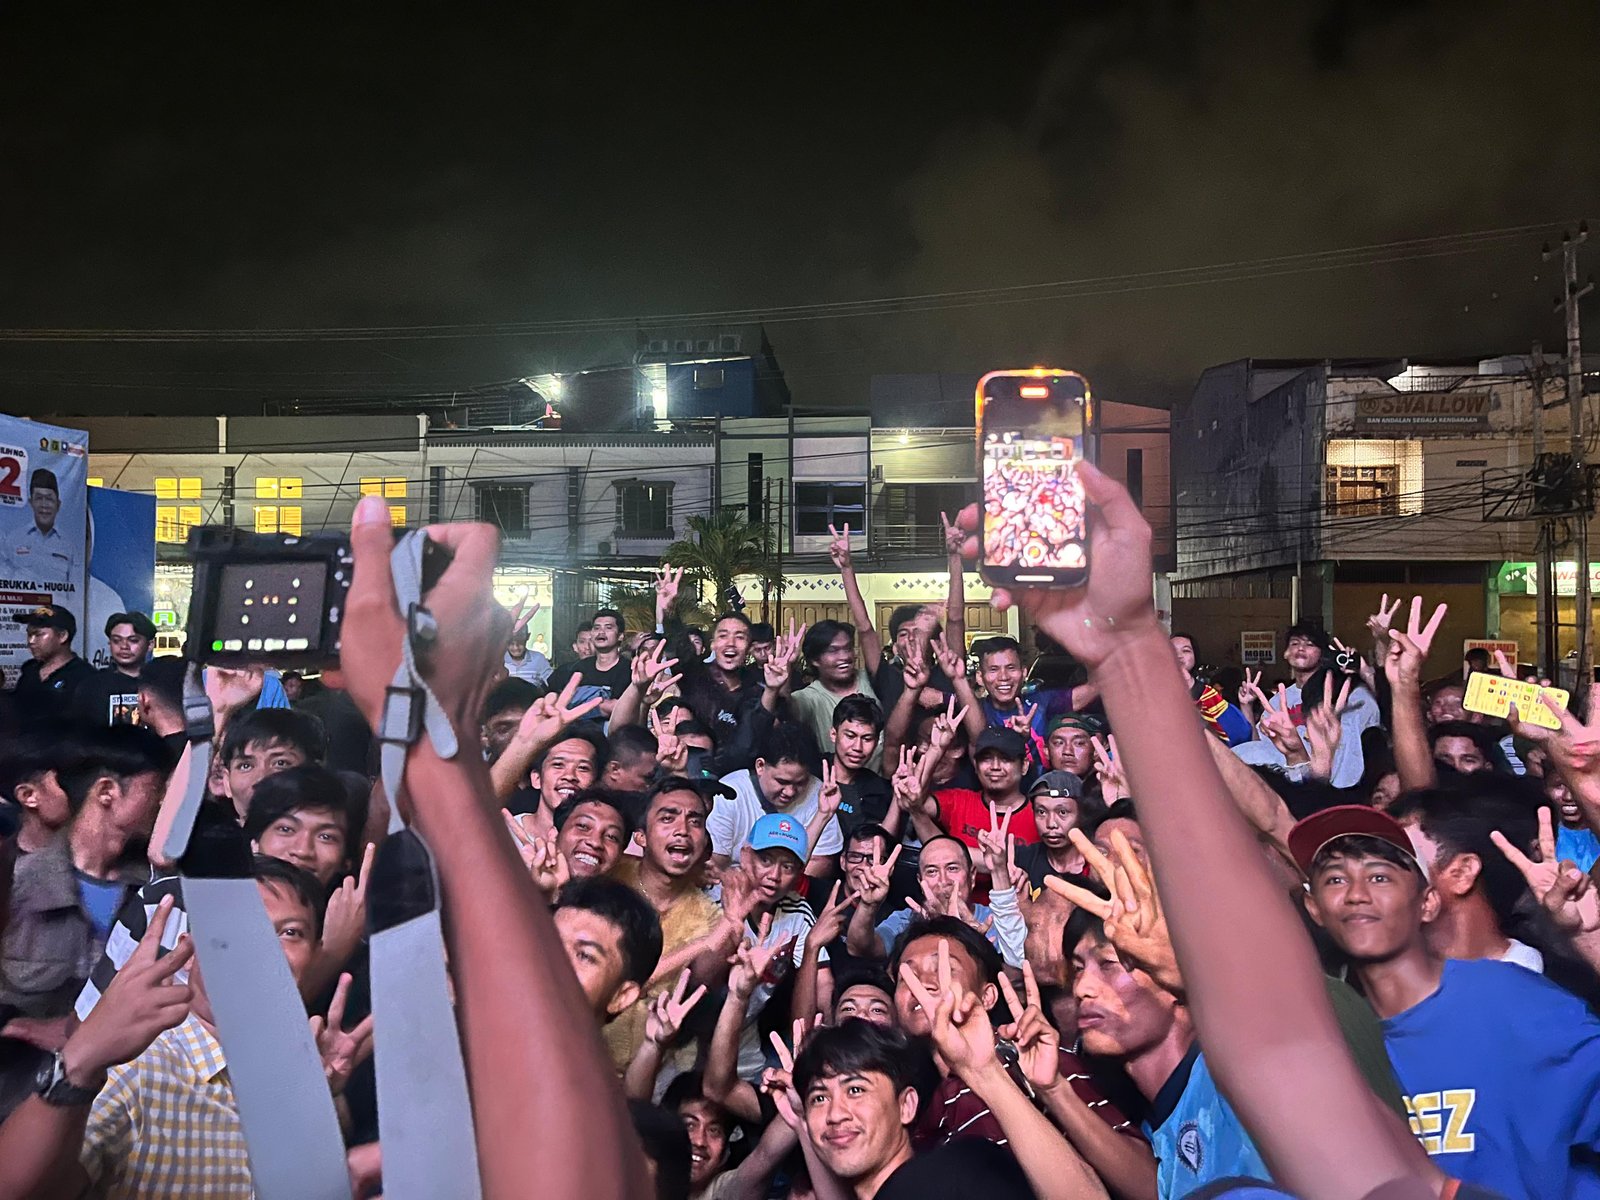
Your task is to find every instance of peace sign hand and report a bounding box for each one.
[1367,593,1403,647]
[516,673,604,754]
[1004,703,1039,738]
[644,968,709,1048]
[975,802,1015,881]
[996,961,1060,1092]
[817,760,842,820]
[1305,672,1352,778]
[1237,668,1263,712]
[649,706,689,772]
[310,971,376,1097]
[898,939,995,1078]
[929,633,966,681]
[1492,808,1600,935]
[504,811,570,900]
[808,880,859,947]
[1047,827,1181,992]
[1383,597,1448,690]
[856,844,902,908]
[1090,734,1129,803]
[827,523,853,570]
[941,510,965,556]
[655,564,685,616]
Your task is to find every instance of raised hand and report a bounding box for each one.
[760,1017,820,1131]
[1366,593,1403,648]
[816,759,842,821]
[319,841,375,971]
[1383,597,1448,690]
[64,894,195,1084]
[310,972,376,1097]
[1237,668,1263,712]
[515,672,606,754]
[855,843,902,909]
[508,589,539,636]
[1090,734,1129,803]
[892,750,937,822]
[929,697,968,752]
[954,461,1162,671]
[901,634,931,692]
[1004,702,1040,738]
[1047,827,1180,992]
[898,939,996,1078]
[1332,636,1377,692]
[649,706,689,773]
[644,968,709,1048]
[827,523,853,571]
[504,811,571,899]
[996,961,1060,1093]
[763,620,806,692]
[1258,684,1307,762]
[654,564,685,617]
[727,913,793,1000]
[808,880,859,948]
[975,803,1015,882]
[1305,672,1351,779]
[941,510,965,556]
[929,632,967,681]
[1492,808,1600,936]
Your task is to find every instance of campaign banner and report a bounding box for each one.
[0,414,89,685]
[85,486,158,670]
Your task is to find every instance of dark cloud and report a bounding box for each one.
[0,1,1592,414]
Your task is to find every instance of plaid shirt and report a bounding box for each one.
[81,1014,254,1198]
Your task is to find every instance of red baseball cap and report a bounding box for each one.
[1287,805,1420,877]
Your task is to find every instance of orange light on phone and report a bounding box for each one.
[1019,385,1050,399]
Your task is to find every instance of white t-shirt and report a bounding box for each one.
[707,767,844,862]
[1499,938,1545,974]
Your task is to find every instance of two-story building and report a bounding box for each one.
[1171,354,1598,672]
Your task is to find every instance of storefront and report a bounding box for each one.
[1495,560,1600,662]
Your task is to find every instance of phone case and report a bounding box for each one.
[1461,672,1569,730]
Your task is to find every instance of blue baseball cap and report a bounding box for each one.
[749,812,809,862]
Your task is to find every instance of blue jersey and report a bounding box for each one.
[1144,1045,1272,1200]
[1382,958,1600,1200]
[1557,824,1600,874]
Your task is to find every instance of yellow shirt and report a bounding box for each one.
[81,1014,253,1199]
[604,858,723,1072]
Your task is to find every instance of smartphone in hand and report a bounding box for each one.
[976,369,1093,588]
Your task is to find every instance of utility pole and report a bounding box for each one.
[1551,226,1595,705]
[1531,343,1559,676]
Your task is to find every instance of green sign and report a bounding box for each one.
[1497,561,1600,597]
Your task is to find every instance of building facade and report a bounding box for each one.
[1171,355,1596,676]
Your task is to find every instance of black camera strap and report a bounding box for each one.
[161,666,353,1200]
[368,531,483,1200]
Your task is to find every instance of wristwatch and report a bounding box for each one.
[34,1050,104,1107]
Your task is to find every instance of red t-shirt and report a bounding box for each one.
[933,789,1039,902]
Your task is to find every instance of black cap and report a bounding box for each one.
[973,726,1028,760]
[105,611,157,639]
[29,468,59,495]
[15,603,75,638]
[1028,770,1084,799]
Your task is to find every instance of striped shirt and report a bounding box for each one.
[81,1014,254,1198]
[75,875,185,1021]
[914,1045,1140,1149]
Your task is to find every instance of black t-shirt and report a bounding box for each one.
[691,669,765,742]
[547,655,632,705]
[872,658,954,718]
[876,1137,1036,1200]
[13,655,94,726]
[836,769,893,840]
[74,667,143,727]
[1013,842,1089,895]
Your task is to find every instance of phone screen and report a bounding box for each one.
[979,373,1088,577]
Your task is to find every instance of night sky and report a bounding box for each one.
[1,0,1596,417]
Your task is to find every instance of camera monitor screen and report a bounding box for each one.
[207,560,327,656]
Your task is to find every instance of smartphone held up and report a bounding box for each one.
[976,368,1093,589]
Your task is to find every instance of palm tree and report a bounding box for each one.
[664,510,781,610]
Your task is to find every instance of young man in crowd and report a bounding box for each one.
[604,776,750,1073]
[571,619,595,663]
[603,724,662,793]
[552,789,635,880]
[553,876,665,1025]
[1296,803,1600,1198]
[74,612,156,727]
[0,862,371,1199]
[693,611,765,733]
[505,727,607,836]
[973,635,1094,745]
[1427,721,1499,777]
[0,724,173,1119]
[787,620,881,769]
[905,726,1039,898]
[746,622,775,668]
[1170,632,1251,746]
[548,608,631,720]
[830,694,893,841]
[133,656,189,760]
[1387,786,1545,972]
[243,763,364,891]
[1044,714,1098,783]
[1014,770,1102,892]
[12,605,94,726]
[481,678,540,764]
[216,706,328,822]
[847,833,1026,966]
[708,722,842,880]
[794,1019,1040,1199]
[504,621,552,687]
[0,725,74,857]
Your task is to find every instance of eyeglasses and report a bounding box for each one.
[843,851,880,865]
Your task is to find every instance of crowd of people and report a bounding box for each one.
[1,473,1599,1200]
